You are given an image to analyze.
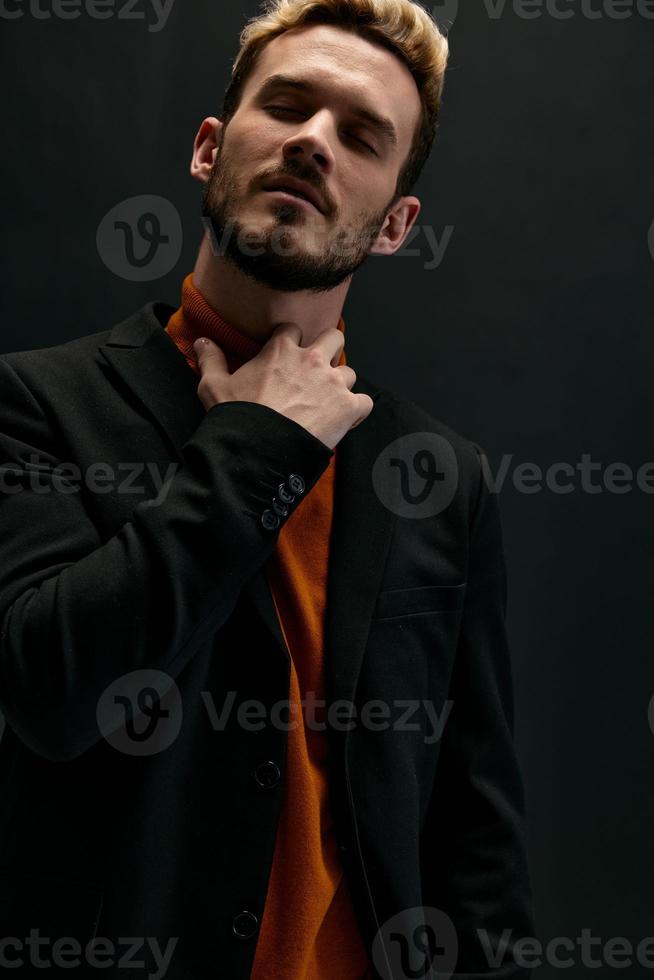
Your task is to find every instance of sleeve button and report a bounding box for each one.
[261,510,280,531]
[278,483,296,505]
[288,474,305,495]
[271,497,289,518]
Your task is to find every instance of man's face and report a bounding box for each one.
[199,23,423,293]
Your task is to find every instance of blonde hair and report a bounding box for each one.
[220,0,449,201]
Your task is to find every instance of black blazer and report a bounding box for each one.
[0,300,536,979]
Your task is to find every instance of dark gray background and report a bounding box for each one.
[1,2,653,976]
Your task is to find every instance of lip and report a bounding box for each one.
[263,178,325,214]
[265,188,321,213]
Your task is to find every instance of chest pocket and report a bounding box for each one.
[374,583,466,620]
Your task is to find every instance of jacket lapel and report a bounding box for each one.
[98,301,207,457]
[324,388,399,707]
[98,301,399,708]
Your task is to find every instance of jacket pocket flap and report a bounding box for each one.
[375,583,467,620]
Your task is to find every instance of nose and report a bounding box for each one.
[281,109,336,174]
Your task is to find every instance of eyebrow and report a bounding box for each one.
[257,73,399,150]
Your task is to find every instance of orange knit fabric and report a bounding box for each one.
[165,274,373,980]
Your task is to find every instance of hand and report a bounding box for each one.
[193,322,374,451]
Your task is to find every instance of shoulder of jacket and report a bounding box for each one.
[1,328,112,372]
[357,371,487,484]
[0,299,172,373]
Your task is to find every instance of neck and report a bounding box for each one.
[192,233,351,347]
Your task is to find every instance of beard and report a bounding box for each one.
[200,131,396,294]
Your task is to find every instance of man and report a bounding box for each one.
[0,0,536,977]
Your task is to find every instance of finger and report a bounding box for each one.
[271,321,304,345]
[193,337,228,377]
[351,393,374,427]
[334,365,357,389]
[308,324,345,365]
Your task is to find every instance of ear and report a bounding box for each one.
[369,196,421,256]
[190,117,224,183]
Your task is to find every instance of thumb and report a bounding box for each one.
[271,321,303,345]
[192,337,228,375]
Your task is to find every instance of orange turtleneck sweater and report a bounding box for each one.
[165,274,373,980]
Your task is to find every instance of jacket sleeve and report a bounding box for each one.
[0,355,334,763]
[420,442,537,978]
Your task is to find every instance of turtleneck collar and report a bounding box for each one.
[165,273,347,376]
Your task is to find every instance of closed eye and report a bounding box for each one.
[264,106,377,155]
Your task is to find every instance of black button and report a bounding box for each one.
[338,841,347,854]
[232,910,258,939]
[288,474,305,495]
[261,510,280,531]
[278,483,295,505]
[253,760,281,789]
[271,497,289,518]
